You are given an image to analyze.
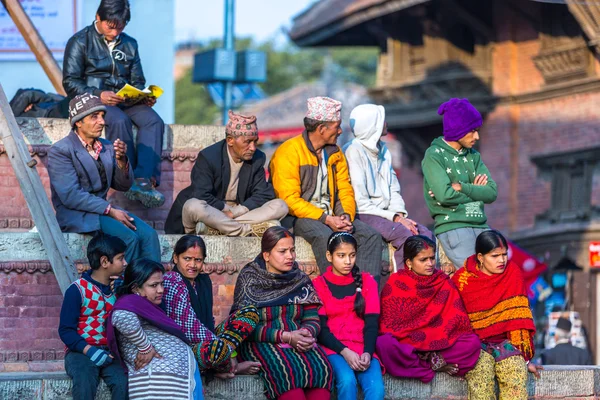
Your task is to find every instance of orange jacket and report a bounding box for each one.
[269,131,356,221]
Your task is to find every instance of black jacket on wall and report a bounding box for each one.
[165,140,275,234]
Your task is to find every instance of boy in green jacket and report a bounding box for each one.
[422,98,497,274]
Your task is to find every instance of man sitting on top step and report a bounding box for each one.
[165,110,288,236]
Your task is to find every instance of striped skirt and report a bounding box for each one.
[128,347,202,400]
[128,373,195,400]
[239,342,333,399]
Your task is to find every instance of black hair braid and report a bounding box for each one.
[351,265,366,319]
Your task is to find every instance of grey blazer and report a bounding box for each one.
[48,130,133,233]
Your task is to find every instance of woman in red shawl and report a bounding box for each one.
[377,236,490,397]
[452,230,543,400]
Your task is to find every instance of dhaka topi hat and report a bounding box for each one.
[556,317,572,332]
[69,93,106,127]
[306,96,342,122]
[226,110,258,136]
[437,98,482,142]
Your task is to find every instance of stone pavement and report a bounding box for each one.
[1,366,599,399]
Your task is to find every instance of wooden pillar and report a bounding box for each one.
[0,84,77,294]
[567,1,600,53]
[0,0,66,95]
[508,11,520,233]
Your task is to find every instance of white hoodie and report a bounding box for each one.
[343,104,407,221]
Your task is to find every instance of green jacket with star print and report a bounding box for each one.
[421,136,497,234]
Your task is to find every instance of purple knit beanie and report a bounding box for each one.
[437,98,482,142]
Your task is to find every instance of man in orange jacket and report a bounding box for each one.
[270,96,383,284]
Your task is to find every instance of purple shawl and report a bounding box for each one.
[107,294,190,372]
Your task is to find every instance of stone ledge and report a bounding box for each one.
[0,366,598,399]
[5,117,226,151]
[0,232,316,264]
[0,232,391,277]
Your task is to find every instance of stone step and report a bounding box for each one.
[0,366,598,399]
[0,118,229,232]
[0,232,317,264]
[10,117,224,150]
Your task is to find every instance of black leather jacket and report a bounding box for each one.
[62,22,145,98]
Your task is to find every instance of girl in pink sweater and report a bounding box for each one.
[313,232,384,400]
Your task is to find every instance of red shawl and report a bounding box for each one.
[452,255,536,360]
[379,265,473,351]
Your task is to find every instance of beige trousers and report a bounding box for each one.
[182,198,288,236]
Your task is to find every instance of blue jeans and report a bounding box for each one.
[99,214,161,263]
[65,350,128,400]
[327,354,384,400]
[103,104,164,185]
[192,360,204,400]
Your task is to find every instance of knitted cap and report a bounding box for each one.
[226,110,258,136]
[306,96,342,122]
[69,93,106,127]
[437,98,482,142]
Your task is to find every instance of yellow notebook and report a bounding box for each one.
[116,84,164,104]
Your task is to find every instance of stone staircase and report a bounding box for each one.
[0,119,597,399]
[1,366,599,399]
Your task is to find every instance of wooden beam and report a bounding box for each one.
[0,0,66,96]
[567,1,600,52]
[444,0,495,41]
[0,84,77,294]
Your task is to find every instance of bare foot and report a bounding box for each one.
[235,361,262,375]
[438,363,459,376]
[215,372,235,379]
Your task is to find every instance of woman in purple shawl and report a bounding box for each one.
[107,258,203,400]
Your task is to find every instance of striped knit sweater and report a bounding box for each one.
[111,310,197,399]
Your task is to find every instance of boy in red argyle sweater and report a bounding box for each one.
[58,233,128,400]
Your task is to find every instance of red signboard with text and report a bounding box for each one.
[589,242,600,268]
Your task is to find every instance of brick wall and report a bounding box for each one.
[0,267,64,372]
[392,90,600,237]
[0,150,198,232]
[384,2,600,236]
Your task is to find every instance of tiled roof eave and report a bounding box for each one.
[290,0,431,47]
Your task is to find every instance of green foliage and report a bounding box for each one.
[174,68,220,125]
[175,37,378,125]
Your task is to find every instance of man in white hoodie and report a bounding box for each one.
[344,104,432,269]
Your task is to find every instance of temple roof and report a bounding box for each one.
[289,0,430,46]
[241,81,369,141]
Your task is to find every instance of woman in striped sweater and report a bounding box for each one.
[107,258,203,399]
[231,226,333,400]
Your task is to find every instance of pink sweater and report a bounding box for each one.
[313,267,380,356]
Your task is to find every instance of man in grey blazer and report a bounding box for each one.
[48,93,160,263]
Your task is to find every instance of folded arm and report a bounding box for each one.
[460,157,498,204]
[422,154,475,207]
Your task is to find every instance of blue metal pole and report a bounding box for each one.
[222,0,235,125]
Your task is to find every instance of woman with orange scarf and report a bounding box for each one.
[453,230,543,399]
[377,236,492,399]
